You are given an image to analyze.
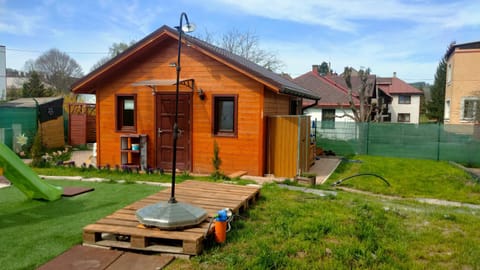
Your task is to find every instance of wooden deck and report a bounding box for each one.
[83,180,261,256]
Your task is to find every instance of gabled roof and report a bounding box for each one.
[445,41,480,60]
[377,77,423,95]
[0,97,63,108]
[326,74,376,97]
[72,25,320,100]
[294,71,359,107]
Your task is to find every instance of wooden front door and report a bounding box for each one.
[156,93,191,171]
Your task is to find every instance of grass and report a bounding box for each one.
[169,184,480,269]
[325,155,480,204]
[0,180,162,270]
[2,156,480,269]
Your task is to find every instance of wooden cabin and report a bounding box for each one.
[71,25,320,176]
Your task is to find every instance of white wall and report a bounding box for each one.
[304,107,355,123]
[390,95,421,123]
[0,46,6,101]
[305,107,357,140]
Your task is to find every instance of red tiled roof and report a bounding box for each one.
[294,71,359,107]
[377,77,423,95]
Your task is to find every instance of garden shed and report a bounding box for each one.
[0,97,65,153]
[71,25,320,176]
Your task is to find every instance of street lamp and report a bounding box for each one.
[136,12,208,230]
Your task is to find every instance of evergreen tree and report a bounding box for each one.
[318,62,331,75]
[426,44,452,122]
[22,71,52,97]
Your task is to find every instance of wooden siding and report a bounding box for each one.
[94,39,268,176]
[41,117,64,148]
[263,89,290,116]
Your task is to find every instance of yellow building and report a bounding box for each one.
[444,42,480,129]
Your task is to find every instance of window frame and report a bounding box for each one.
[116,94,137,132]
[462,98,479,121]
[398,95,411,104]
[212,94,238,137]
[397,113,410,123]
[321,108,336,129]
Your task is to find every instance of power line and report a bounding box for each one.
[6,48,108,55]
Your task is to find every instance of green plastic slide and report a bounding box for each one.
[0,143,63,201]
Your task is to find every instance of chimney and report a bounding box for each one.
[0,45,6,101]
[312,65,319,73]
[393,71,397,78]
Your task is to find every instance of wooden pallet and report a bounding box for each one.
[83,180,261,256]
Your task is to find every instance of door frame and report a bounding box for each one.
[154,92,193,171]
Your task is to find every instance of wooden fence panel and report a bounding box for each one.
[267,115,311,178]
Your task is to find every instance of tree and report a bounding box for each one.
[22,71,53,97]
[343,67,375,122]
[33,48,83,93]
[426,43,454,122]
[90,41,135,71]
[317,62,331,76]
[200,29,284,72]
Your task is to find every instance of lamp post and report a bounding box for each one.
[136,13,207,230]
[170,12,195,203]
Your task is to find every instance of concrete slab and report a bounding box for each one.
[37,245,123,270]
[307,157,342,184]
[38,245,174,270]
[106,253,174,270]
[70,150,96,167]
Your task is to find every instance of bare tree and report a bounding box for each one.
[343,67,375,122]
[33,48,83,93]
[90,41,135,71]
[197,29,284,72]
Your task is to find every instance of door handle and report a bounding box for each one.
[157,128,163,137]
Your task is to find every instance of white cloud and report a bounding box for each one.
[0,9,44,35]
[205,0,477,31]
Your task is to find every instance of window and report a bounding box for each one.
[397,113,410,123]
[444,100,450,120]
[462,98,479,121]
[213,95,237,136]
[116,95,136,131]
[398,95,411,104]
[321,109,335,129]
[447,63,452,83]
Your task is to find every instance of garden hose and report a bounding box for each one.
[331,173,390,187]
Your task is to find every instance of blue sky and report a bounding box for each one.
[2,0,480,83]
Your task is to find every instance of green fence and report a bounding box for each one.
[315,121,480,166]
[0,107,38,151]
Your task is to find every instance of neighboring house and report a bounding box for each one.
[71,25,320,176]
[1,45,5,100]
[296,66,423,127]
[294,67,359,140]
[377,75,423,124]
[444,41,480,128]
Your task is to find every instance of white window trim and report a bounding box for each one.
[461,96,479,122]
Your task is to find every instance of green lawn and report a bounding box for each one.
[2,156,480,269]
[0,180,162,270]
[325,155,480,204]
[171,184,480,269]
